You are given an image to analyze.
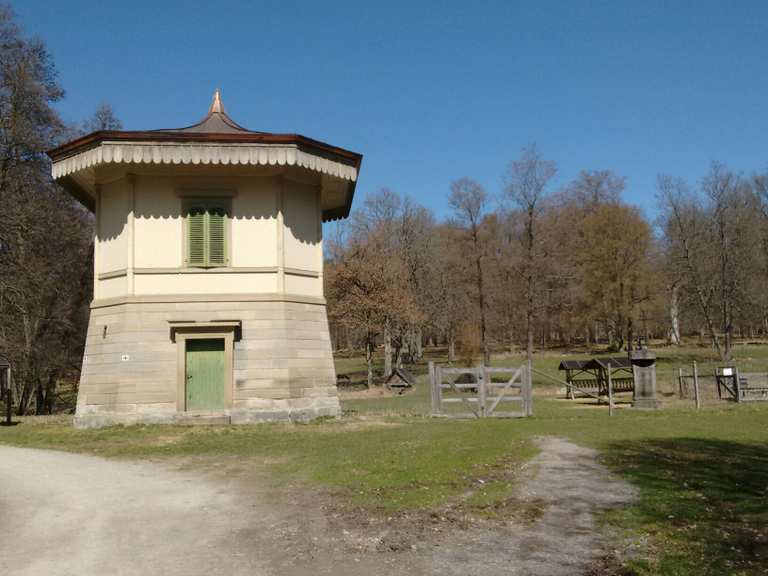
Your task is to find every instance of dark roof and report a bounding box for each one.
[558,359,589,370]
[558,357,632,371]
[386,368,416,386]
[154,90,259,135]
[48,130,362,165]
[0,354,10,369]
[46,90,362,222]
[46,90,361,176]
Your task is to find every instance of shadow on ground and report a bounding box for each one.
[603,438,768,575]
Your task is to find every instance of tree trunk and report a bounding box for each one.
[763,309,768,337]
[524,206,536,367]
[476,253,489,366]
[669,282,681,345]
[365,334,374,388]
[415,327,423,360]
[383,323,392,378]
[345,328,353,353]
[723,295,733,362]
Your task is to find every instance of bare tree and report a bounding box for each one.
[504,145,556,364]
[326,189,424,385]
[429,224,473,362]
[655,169,751,361]
[449,178,490,365]
[81,102,123,133]
[702,163,743,360]
[750,172,768,335]
[0,4,92,414]
[564,169,624,209]
[657,175,718,355]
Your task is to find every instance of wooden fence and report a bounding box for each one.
[677,361,702,409]
[737,373,768,401]
[678,363,768,404]
[429,362,532,418]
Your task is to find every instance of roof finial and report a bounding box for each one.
[208,88,224,114]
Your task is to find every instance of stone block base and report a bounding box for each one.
[73,399,341,429]
[75,297,340,428]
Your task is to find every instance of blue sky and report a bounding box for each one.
[13,0,768,220]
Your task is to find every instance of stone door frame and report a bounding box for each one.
[169,321,240,412]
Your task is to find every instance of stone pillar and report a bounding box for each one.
[631,348,661,409]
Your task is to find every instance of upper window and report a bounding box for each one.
[184,199,230,267]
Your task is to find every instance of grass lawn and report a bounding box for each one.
[1,342,767,574]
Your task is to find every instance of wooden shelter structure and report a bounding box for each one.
[558,357,634,399]
[385,367,416,394]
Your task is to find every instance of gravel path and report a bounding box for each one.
[425,437,638,575]
[0,437,636,576]
[0,447,269,576]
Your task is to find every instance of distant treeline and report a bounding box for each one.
[326,148,768,385]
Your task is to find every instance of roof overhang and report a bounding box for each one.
[47,131,362,222]
[558,357,633,371]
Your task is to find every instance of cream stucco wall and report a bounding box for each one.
[134,272,278,295]
[231,180,279,268]
[283,182,321,272]
[98,275,128,300]
[98,179,128,275]
[94,171,323,301]
[134,177,183,269]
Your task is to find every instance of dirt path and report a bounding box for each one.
[0,437,635,576]
[425,437,638,575]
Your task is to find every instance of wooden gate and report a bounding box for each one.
[429,362,532,418]
[717,367,768,402]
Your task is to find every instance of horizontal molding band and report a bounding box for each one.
[284,268,320,278]
[134,266,279,275]
[176,188,237,198]
[91,293,327,309]
[97,266,320,280]
[99,269,128,280]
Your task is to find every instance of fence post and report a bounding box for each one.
[429,361,438,416]
[521,363,527,417]
[607,362,614,416]
[525,359,533,417]
[735,367,742,403]
[693,361,700,410]
[436,364,443,411]
[715,368,722,399]
[478,367,487,418]
[678,367,684,398]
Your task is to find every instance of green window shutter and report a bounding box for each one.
[185,200,229,267]
[207,206,227,266]
[187,207,206,266]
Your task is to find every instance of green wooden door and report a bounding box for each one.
[185,339,225,411]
